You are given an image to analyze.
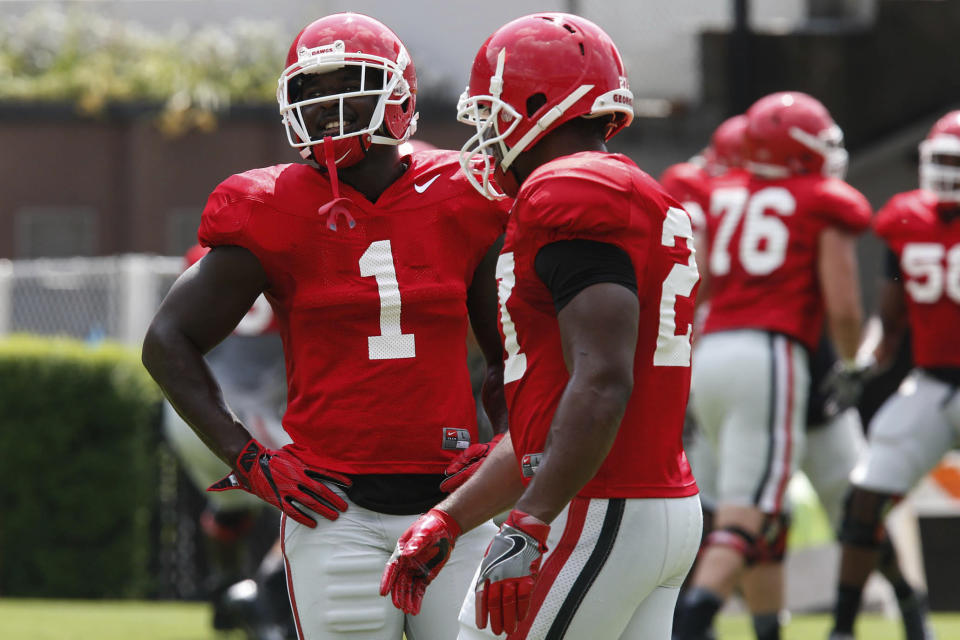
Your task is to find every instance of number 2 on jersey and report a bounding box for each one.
[359,240,416,360]
[496,252,527,383]
[654,207,699,367]
[497,207,698,379]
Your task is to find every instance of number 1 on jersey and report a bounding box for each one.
[359,240,416,360]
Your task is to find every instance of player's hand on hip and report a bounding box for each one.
[440,433,504,492]
[208,438,351,527]
[380,508,462,614]
[475,509,550,635]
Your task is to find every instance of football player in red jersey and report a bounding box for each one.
[824,113,960,640]
[672,92,872,640]
[379,13,702,639]
[142,13,510,640]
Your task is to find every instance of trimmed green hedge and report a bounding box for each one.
[0,335,162,597]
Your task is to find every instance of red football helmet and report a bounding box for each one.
[703,114,747,175]
[277,13,417,169]
[920,110,960,203]
[744,92,848,180]
[457,13,634,199]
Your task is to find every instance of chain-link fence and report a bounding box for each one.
[0,255,181,346]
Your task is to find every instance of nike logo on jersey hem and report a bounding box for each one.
[414,175,440,193]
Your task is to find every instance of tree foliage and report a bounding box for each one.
[0,7,287,133]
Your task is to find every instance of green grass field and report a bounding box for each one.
[0,599,958,639]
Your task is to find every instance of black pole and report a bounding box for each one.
[728,0,753,115]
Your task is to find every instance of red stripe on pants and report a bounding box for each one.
[509,497,590,639]
[772,339,794,513]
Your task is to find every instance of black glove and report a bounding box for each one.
[821,360,873,418]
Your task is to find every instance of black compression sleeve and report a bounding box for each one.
[534,239,638,312]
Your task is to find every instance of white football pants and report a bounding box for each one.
[457,495,702,639]
[282,490,498,640]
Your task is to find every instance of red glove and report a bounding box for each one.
[208,439,351,528]
[440,433,504,493]
[379,508,462,615]
[475,509,550,635]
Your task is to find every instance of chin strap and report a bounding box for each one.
[316,136,356,232]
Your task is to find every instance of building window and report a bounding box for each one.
[166,207,202,256]
[15,206,97,258]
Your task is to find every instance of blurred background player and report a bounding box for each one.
[162,243,294,640]
[673,91,872,640]
[382,13,702,639]
[744,334,927,640]
[825,111,960,640]
[664,111,926,640]
[143,12,510,640]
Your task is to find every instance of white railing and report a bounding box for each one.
[0,254,182,347]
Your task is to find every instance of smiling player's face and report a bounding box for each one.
[298,66,382,141]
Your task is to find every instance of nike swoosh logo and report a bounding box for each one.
[414,175,440,193]
[478,534,526,581]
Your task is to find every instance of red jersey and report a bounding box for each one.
[659,161,711,233]
[198,150,509,474]
[701,173,872,350]
[874,189,960,367]
[499,151,699,499]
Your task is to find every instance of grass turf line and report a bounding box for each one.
[1,600,959,639]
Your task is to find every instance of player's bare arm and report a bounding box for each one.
[441,432,525,531]
[466,236,508,435]
[142,245,268,465]
[874,277,909,367]
[514,281,639,524]
[818,227,864,362]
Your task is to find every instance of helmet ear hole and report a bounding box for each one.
[526,93,547,117]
